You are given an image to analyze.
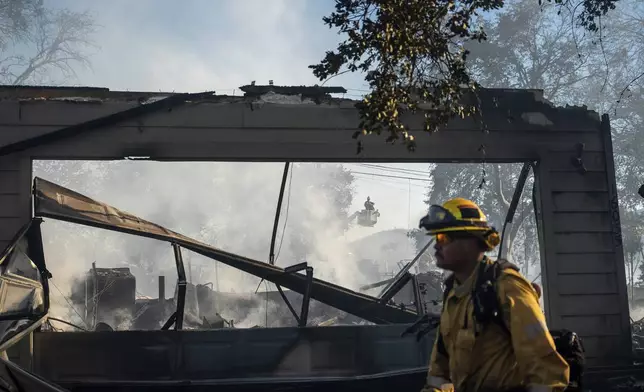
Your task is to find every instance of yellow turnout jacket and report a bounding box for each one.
[422,259,569,392]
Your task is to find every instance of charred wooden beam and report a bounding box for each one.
[0,91,216,157]
[239,84,347,98]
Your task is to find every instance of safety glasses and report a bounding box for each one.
[434,232,476,245]
[435,232,452,245]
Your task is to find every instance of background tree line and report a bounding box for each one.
[404,0,644,299]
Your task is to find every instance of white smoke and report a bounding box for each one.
[33,160,384,328]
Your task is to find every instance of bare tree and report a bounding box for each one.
[0,0,40,44]
[0,0,97,85]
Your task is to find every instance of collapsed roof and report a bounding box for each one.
[32,177,428,325]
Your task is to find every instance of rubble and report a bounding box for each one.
[585,318,644,391]
[634,317,644,359]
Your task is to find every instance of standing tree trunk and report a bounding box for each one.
[630,254,634,303]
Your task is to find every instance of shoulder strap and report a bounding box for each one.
[471,258,518,335]
[496,258,520,273]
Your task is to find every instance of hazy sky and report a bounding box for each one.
[46,0,369,96]
[41,0,432,233]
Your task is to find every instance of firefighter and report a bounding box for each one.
[364,196,375,211]
[418,198,569,392]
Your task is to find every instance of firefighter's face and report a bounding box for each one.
[434,232,483,271]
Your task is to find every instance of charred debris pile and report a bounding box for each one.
[64,263,444,332]
[67,265,359,330]
[633,318,644,358]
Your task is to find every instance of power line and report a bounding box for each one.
[353,163,431,177]
[352,170,428,183]
[350,170,431,182]
[352,174,426,190]
[346,163,430,177]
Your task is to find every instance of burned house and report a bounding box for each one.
[70,266,136,330]
[0,85,634,390]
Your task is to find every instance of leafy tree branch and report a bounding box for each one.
[311,0,622,151]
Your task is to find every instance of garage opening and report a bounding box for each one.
[31,159,541,331]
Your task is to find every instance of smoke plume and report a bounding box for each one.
[33,160,405,328]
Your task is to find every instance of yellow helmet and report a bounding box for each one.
[419,198,500,249]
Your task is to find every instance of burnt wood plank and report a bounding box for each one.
[0,102,20,124]
[555,232,614,253]
[0,217,22,242]
[557,273,617,295]
[578,336,626,359]
[0,170,19,194]
[548,151,606,172]
[558,295,621,317]
[0,195,22,218]
[553,212,612,233]
[24,140,544,162]
[0,125,606,153]
[548,172,608,192]
[560,314,622,334]
[551,192,609,212]
[0,93,603,132]
[557,253,616,274]
[0,155,19,170]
